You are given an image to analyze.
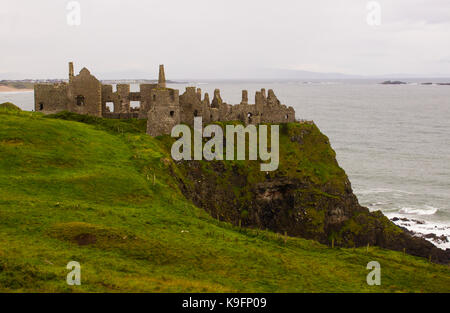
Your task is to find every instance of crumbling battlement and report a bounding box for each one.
[34,62,296,136]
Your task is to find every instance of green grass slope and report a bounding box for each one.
[0,108,449,292]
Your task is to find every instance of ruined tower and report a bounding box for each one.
[211,89,223,108]
[267,89,280,106]
[241,90,248,105]
[203,93,210,106]
[158,64,166,88]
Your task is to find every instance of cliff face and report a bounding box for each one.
[173,122,450,263]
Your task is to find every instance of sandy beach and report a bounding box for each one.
[0,86,33,92]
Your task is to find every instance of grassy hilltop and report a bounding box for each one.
[0,104,449,292]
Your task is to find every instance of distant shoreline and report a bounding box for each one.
[0,80,35,92]
[0,86,33,92]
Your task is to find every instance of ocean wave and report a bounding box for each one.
[398,205,439,215]
[355,188,414,195]
[369,201,387,206]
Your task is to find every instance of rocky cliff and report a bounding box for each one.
[172,122,450,263]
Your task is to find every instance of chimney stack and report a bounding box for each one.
[158,64,166,88]
[69,62,74,82]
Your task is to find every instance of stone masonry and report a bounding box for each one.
[34,62,296,136]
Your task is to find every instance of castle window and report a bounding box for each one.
[105,102,114,113]
[39,103,44,111]
[76,95,85,106]
[153,94,156,101]
[170,111,174,117]
[285,114,289,119]
[194,110,198,117]
[247,112,253,124]
[130,101,140,110]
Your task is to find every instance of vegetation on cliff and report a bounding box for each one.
[173,121,449,263]
[0,108,449,292]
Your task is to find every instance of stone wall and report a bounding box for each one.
[34,83,68,114]
[147,105,180,137]
[103,112,139,119]
[179,87,203,127]
[116,84,131,113]
[138,83,157,119]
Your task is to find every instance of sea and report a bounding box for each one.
[2,79,449,249]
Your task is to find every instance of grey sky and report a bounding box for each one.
[1,0,449,79]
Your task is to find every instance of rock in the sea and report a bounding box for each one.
[423,233,449,243]
[381,80,407,85]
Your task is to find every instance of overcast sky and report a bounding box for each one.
[1,0,449,79]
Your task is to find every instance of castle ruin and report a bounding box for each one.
[34,63,296,136]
